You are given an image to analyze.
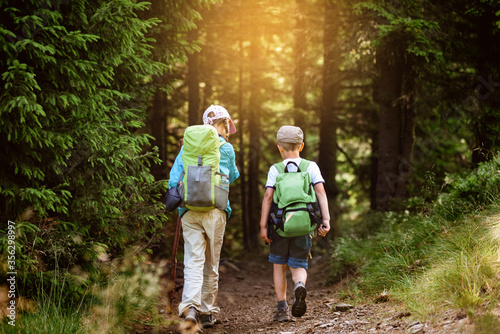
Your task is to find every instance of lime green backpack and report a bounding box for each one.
[179,125,229,211]
[268,159,322,238]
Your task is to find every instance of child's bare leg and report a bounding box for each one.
[289,267,307,285]
[273,263,288,301]
[289,266,307,317]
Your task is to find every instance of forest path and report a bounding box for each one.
[149,255,473,334]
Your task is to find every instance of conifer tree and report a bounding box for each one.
[0,0,171,292]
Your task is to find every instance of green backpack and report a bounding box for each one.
[179,125,229,211]
[268,159,322,238]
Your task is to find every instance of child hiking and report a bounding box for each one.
[259,125,330,322]
[168,105,239,331]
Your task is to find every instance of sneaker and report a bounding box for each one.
[292,281,307,317]
[200,314,216,328]
[184,307,199,322]
[181,307,202,332]
[273,306,290,322]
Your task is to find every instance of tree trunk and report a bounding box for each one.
[202,28,214,109]
[375,46,404,211]
[187,28,200,125]
[472,3,498,165]
[369,109,379,210]
[394,77,415,199]
[318,0,339,200]
[247,13,262,251]
[237,34,250,250]
[294,0,308,155]
[317,0,341,243]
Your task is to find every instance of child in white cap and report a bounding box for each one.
[169,105,239,329]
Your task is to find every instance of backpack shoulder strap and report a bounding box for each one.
[298,159,310,172]
[274,162,285,174]
[218,135,226,147]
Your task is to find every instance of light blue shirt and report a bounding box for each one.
[168,136,240,218]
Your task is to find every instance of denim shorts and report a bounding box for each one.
[268,234,312,269]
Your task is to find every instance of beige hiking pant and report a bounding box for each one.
[178,209,226,317]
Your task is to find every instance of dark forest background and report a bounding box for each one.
[1,0,500,332]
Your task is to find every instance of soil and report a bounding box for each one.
[144,254,475,334]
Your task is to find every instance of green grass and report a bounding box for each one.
[331,155,500,330]
[1,255,163,333]
[0,303,82,334]
[394,210,500,315]
[0,272,84,334]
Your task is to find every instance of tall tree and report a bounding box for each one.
[0,0,168,293]
[356,1,444,210]
[237,17,250,250]
[374,44,405,210]
[318,0,340,201]
[247,4,263,251]
[187,28,201,125]
[468,0,500,165]
[294,0,308,155]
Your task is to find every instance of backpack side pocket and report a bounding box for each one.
[214,185,228,211]
[214,173,229,211]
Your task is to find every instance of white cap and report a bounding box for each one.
[202,105,237,134]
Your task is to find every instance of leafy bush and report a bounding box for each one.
[0,0,168,302]
[330,158,500,329]
[331,154,500,304]
[437,154,500,220]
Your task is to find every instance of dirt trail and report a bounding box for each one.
[152,255,474,334]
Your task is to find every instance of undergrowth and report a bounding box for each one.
[331,155,500,330]
[0,254,164,333]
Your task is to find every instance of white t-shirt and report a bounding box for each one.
[265,158,325,188]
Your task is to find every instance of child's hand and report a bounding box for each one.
[318,220,330,237]
[260,226,272,245]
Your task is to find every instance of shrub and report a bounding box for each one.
[0,0,168,301]
[331,154,500,307]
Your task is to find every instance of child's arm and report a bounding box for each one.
[259,187,275,244]
[168,147,184,189]
[313,183,331,237]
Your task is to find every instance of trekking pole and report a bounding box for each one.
[169,213,182,313]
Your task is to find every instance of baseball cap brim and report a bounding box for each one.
[228,119,237,134]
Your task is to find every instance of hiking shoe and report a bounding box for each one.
[273,306,290,322]
[292,281,307,317]
[200,314,216,328]
[184,307,200,325]
[179,307,202,333]
[184,307,199,321]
